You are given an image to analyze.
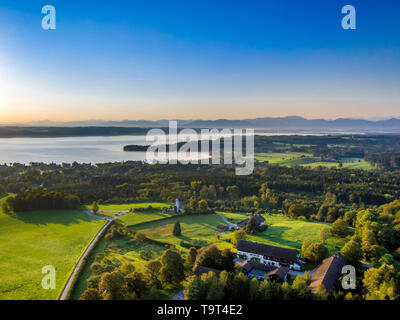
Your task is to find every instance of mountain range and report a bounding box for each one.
[1,116,400,132]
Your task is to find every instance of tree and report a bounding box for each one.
[195,245,235,271]
[292,273,312,300]
[159,249,185,285]
[316,284,329,300]
[301,237,313,256]
[318,227,330,244]
[187,247,198,266]
[185,275,203,300]
[145,259,162,284]
[80,288,101,300]
[232,229,247,246]
[98,270,126,300]
[91,201,99,214]
[340,238,362,267]
[220,248,235,271]
[173,220,182,236]
[198,199,208,212]
[120,263,135,275]
[363,263,398,300]
[303,242,328,264]
[125,271,148,298]
[245,216,260,234]
[288,204,307,219]
[330,218,349,238]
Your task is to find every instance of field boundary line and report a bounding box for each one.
[58,220,111,300]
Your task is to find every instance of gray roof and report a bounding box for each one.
[309,254,347,293]
[237,240,298,262]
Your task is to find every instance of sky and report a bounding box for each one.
[0,0,400,122]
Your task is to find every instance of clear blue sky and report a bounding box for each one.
[0,0,399,121]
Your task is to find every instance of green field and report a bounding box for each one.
[130,214,230,251]
[83,202,174,224]
[221,212,349,252]
[71,211,350,299]
[255,152,313,166]
[301,158,375,170]
[255,152,375,170]
[0,196,106,300]
[130,212,350,254]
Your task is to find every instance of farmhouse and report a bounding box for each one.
[309,253,346,293]
[237,214,266,229]
[240,260,289,283]
[236,240,303,270]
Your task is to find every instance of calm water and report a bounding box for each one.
[0,135,211,164]
[0,131,350,164]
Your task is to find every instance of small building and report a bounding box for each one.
[237,240,302,270]
[193,265,221,278]
[237,214,266,229]
[175,198,183,213]
[240,260,289,283]
[309,253,346,294]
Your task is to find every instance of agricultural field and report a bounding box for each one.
[220,212,350,253]
[0,195,106,300]
[83,202,173,224]
[301,158,375,170]
[129,212,350,255]
[129,214,230,252]
[255,152,375,170]
[255,152,313,166]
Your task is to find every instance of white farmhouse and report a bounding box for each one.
[237,240,303,271]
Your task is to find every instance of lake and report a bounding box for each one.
[0,131,348,164]
[0,135,209,164]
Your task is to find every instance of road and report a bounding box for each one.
[59,209,130,299]
[59,220,111,300]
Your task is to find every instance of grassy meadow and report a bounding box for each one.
[0,195,106,300]
[255,152,375,170]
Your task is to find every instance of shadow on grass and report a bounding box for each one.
[10,209,97,226]
[255,226,302,249]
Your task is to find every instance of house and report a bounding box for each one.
[193,265,221,278]
[309,253,346,294]
[237,214,266,229]
[240,260,289,283]
[236,240,303,270]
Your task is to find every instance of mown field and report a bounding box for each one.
[255,152,375,170]
[83,202,173,225]
[0,195,106,300]
[220,212,350,253]
[129,212,350,254]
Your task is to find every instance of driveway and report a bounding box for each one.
[216,212,237,229]
[84,210,130,221]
